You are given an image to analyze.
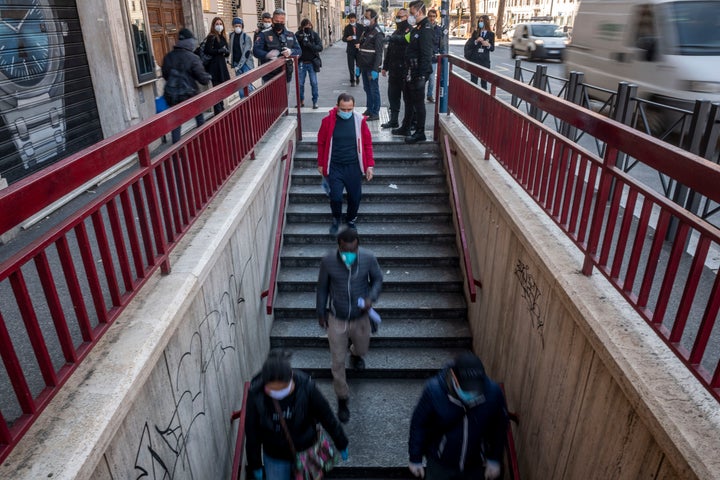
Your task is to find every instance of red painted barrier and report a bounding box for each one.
[0,59,293,462]
[442,54,720,402]
[230,381,251,480]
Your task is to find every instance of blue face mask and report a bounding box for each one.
[337,110,352,120]
[340,251,357,267]
[478,22,484,29]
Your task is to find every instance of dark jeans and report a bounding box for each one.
[401,76,427,133]
[328,161,363,223]
[360,69,381,116]
[387,74,404,123]
[171,113,205,144]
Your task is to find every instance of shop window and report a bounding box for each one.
[126,0,156,83]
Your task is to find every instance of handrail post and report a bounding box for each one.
[529,65,547,120]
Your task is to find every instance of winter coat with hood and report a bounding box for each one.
[316,246,383,321]
[161,37,211,104]
[245,370,348,470]
[408,364,509,471]
[317,107,374,177]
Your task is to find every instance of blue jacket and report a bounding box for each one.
[409,365,508,470]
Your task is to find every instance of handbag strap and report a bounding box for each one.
[272,399,297,457]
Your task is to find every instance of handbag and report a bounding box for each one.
[273,399,340,480]
[311,56,322,72]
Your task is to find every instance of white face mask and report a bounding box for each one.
[349,22,356,26]
[265,379,294,400]
[215,24,224,33]
[407,15,416,26]
[362,18,371,27]
[234,27,243,34]
[263,22,272,29]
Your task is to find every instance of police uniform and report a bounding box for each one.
[356,22,385,119]
[381,20,412,128]
[399,16,434,142]
[253,25,301,82]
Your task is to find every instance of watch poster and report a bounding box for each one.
[0,0,103,184]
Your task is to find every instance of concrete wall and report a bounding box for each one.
[0,118,297,480]
[439,115,720,480]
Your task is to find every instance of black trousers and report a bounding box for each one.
[470,60,490,90]
[346,51,359,82]
[400,76,427,133]
[387,74,404,123]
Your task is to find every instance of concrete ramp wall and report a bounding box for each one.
[0,119,297,480]
[439,115,720,480]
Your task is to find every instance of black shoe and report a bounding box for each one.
[356,75,361,83]
[350,80,355,86]
[391,127,411,136]
[350,354,365,370]
[381,121,399,129]
[405,132,427,143]
[312,103,318,109]
[338,398,350,423]
[361,110,370,116]
[366,114,379,121]
[329,218,341,236]
[426,96,435,103]
[300,101,305,107]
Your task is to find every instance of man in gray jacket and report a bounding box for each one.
[316,228,383,423]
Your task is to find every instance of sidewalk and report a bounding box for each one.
[290,40,436,141]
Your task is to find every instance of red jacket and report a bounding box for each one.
[317,107,374,176]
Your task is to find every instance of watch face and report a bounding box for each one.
[0,0,51,86]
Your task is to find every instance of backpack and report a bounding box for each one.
[195,37,212,67]
[163,68,196,106]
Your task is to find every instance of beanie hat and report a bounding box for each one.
[178,28,194,40]
[232,17,243,26]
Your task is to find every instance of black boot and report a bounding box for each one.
[338,398,350,423]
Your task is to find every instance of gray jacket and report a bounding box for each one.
[316,247,383,321]
[229,31,254,71]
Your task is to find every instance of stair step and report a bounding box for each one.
[295,141,441,156]
[270,317,472,348]
[290,347,465,378]
[277,266,463,293]
[311,378,428,471]
[273,291,467,320]
[292,166,445,185]
[290,183,448,204]
[282,222,456,244]
[280,243,459,268]
[287,203,452,223]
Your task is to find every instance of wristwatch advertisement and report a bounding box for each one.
[0,0,68,170]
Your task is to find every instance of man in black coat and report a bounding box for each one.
[253,9,301,83]
[355,9,384,121]
[342,13,363,86]
[408,352,509,480]
[161,28,211,144]
[393,0,434,143]
[381,9,412,129]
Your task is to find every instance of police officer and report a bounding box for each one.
[356,9,384,121]
[381,9,412,129]
[342,13,363,86]
[253,8,301,83]
[395,0,434,143]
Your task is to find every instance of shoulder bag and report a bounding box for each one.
[272,399,340,479]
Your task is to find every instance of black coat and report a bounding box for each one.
[245,370,348,470]
[404,17,434,80]
[356,24,384,72]
[296,28,323,63]
[161,38,211,105]
[204,34,231,85]
[464,29,495,67]
[382,21,412,76]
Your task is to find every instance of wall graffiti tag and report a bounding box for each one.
[514,259,545,347]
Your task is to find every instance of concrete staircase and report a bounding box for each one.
[271,141,472,478]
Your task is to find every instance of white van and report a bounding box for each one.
[565,0,720,111]
[510,22,569,61]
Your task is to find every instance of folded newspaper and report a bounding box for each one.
[357,298,381,332]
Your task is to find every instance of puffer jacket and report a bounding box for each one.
[316,247,383,321]
[161,38,211,104]
[245,370,348,471]
[408,365,508,471]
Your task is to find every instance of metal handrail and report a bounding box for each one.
[443,134,481,302]
[261,140,295,314]
[0,59,293,462]
[230,381,251,480]
[500,384,521,480]
[442,53,720,401]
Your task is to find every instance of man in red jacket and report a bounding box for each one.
[317,93,375,236]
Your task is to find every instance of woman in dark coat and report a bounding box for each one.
[204,16,231,114]
[245,351,349,480]
[463,15,495,90]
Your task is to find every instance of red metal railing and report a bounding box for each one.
[261,140,294,314]
[0,59,293,462]
[230,381,251,480]
[442,134,481,301]
[500,384,521,480]
[440,54,720,402]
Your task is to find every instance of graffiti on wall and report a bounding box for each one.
[0,0,103,183]
[514,259,545,348]
[131,266,249,479]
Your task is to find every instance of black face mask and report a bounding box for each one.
[273,22,284,31]
[304,27,312,33]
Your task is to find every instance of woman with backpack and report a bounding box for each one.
[203,17,231,114]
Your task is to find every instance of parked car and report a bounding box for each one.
[450,23,468,38]
[510,22,569,61]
